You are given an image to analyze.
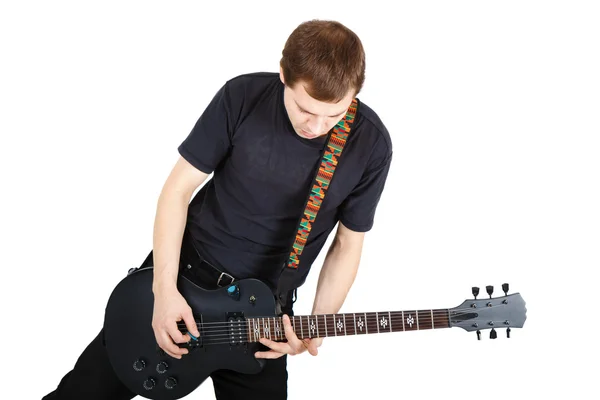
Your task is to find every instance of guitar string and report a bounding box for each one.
[171,306,495,328]
[174,315,455,332]
[168,315,502,341]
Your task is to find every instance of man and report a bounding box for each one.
[43,19,392,399]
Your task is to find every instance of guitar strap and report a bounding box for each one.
[275,98,358,314]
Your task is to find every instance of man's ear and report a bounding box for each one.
[279,66,285,84]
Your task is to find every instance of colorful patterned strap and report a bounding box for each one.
[286,98,358,269]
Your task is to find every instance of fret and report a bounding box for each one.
[308,315,318,338]
[316,315,320,338]
[343,314,347,336]
[326,314,335,338]
[441,309,450,328]
[376,312,380,333]
[292,316,297,337]
[366,312,378,334]
[377,312,391,332]
[252,318,260,341]
[388,311,393,332]
[267,318,272,340]
[322,315,328,338]
[416,310,420,330]
[247,318,252,342]
[364,312,368,334]
[277,317,281,340]
[270,318,275,340]
[391,312,403,333]
[417,310,433,330]
[327,314,337,336]
[345,314,356,335]
[355,313,367,335]
[299,316,304,339]
[332,315,338,336]
[431,310,435,329]
[402,311,405,331]
[337,314,342,335]
[404,310,418,331]
[259,318,263,339]
[274,317,282,340]
[304,316,309,339]
[262,318,270,340]
[431,309,450,329]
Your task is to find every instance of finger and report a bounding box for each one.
[259,337,299,355]
[158,331,187,359]
[167,322,188,344]
[255,350,286,359]
[304,339,318,356]
[282,315,304,353]
[182,308,200,339]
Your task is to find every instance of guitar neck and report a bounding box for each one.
[246,309,451,342]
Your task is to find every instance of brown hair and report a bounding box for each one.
[280,20,366,103]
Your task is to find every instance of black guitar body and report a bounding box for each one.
[103,267,276,400]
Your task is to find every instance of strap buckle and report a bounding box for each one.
[217,271,235,287]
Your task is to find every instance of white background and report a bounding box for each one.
[1,1,599,399]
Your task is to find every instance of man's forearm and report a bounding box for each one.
[151,190,191,294]
[311,234,363,315]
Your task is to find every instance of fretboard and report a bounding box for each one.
[246,310,450,343]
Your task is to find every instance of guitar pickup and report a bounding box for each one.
[227,312,246,346]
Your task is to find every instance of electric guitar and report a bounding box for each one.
[103,267,527,400]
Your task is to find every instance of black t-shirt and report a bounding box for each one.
[178,72,392,290]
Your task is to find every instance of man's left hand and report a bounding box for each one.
[254,314,323,359]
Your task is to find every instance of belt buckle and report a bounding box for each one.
[217,271,235,287]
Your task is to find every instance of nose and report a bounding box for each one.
[307,116,326,135]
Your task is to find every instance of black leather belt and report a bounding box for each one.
[178,229,236,288]
[136,228,236,289]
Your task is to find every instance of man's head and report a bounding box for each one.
[280,20,365,139]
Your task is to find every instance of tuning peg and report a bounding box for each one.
[472,287,480,299]
[506,327,511,338]
[502,283,509,296]
[476,330,481,340]
[490,328,497,339]
[486,285,494,298]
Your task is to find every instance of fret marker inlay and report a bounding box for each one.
[379,316,388,329]
[407,314,415,328]
[357,317,364,331]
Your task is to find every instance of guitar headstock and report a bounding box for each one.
[449,283,527,339]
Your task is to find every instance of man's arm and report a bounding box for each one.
[152,156,209,293]
[255,221,364,359]
[151,156,209,359]
[311,221,365,315]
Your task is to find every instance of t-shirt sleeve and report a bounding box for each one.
[338,138,393,232]
[177,83,235,174]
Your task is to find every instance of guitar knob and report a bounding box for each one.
[156,361,169,374]
[490,328,497,339]
[133,359,146,372]
[476,330,481,340]
[507,327,511,338]
[486,285,494,298]
[227,284,240,300]
[502,283,509,296]
[472,287,480,299]
[143,378,156,390]
[165,377,178,390]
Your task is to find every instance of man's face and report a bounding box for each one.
[281,70,355,140]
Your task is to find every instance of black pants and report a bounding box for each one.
[42,251,292,400]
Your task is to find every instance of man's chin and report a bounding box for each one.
[299,129,319,139]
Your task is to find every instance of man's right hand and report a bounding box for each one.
[151,287,200,359]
